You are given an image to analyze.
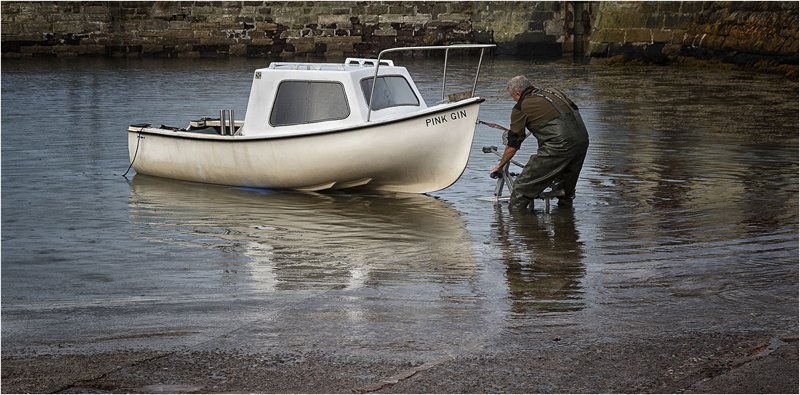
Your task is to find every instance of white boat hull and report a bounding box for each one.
[128,99,482,193]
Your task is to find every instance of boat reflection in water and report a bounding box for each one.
[493,205,586,316]
[128,175,476,293]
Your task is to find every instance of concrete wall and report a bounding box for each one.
[0,1,570,59]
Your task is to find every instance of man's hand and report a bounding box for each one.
[491,145,519,177]
[489,164,503,179]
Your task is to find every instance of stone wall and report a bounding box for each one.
[589,1,798,73]
[0,1,569,59]
[2,1,797,75]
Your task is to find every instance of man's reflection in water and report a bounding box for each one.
[494,205,586,315]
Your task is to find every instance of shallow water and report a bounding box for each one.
[2,56,797,356]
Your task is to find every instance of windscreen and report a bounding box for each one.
[270,81,350,126]
[360,76,419,111]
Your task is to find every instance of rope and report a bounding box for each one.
[122,132,142,178]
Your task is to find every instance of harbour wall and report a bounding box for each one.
[0,1,571,59]
[1,1,797,74]
[589,1,798,74]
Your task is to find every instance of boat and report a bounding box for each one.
[126,44,495,193]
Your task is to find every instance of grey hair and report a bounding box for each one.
[506,75,532,95]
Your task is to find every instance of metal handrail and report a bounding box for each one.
[367,44,496,122]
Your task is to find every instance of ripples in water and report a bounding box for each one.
[1,57,797,337]
[128,175,476,291]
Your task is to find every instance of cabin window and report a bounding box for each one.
[270,81,350,126]
[360,76,419,111]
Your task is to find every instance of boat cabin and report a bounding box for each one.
[236,58,428,138]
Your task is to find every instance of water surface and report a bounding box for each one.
[2,56,797,356]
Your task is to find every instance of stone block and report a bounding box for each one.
[169,20,191,30]
[387,3,416,15]
[229,43,246,56]
[288,37,315,53]
[701,22,727,36]
[141,19,169,31]
[140,43,164,53]
[51,21,83,34]
[528,19,544,31]
[617,11,647,29]
[663,13,694,30]
[359,14,379,24]
[680,1,705,13]
[373,24,397,37]
[280,29,301,39]
[439,13,471,23]
[331,7,351,15]
[378,14,404,24]
[625,28,652,43]
[670,29,687,43]
[601,28,627,43]
[543,19,562,36]
[320,40,356,53]
[138,29,167,39]
[363,3,389,15]
[402,14,432,26]
[240,5,261,15]
[1,2,20,13]
[661,43,682,57]
[657,2,683,13]
[49,12,83,22]
[319,14,351,27]
[165,28,195,40]
[196,35,229,46]
[82,5,108,15]
[651,29,673,43]
[780,38,798,54]
[76,44,105,55]
[704,34,727,50]
[427,20,458,29]
[644,12,662,29]
[250,37,274,46]
[256,22,278,31]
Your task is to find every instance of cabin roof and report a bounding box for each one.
[241,57,425,137]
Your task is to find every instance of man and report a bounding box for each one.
[490,75,589,211]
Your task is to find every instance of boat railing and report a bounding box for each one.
[367,43,496,122]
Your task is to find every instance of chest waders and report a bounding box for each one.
[507,88,590,212]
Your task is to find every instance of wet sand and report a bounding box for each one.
[3,327,796,393]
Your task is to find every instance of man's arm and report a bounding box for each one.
[490,145,518,174]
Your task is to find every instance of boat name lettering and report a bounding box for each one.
[425,110,467,127]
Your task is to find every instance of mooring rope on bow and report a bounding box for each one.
[122,132,143,178]
[477,119,510,132]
